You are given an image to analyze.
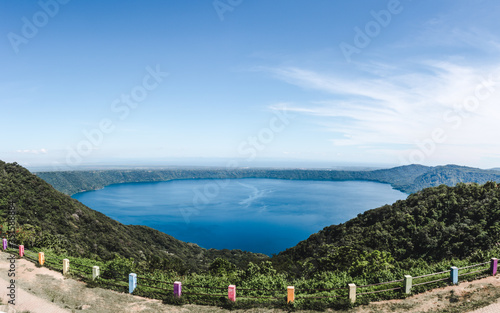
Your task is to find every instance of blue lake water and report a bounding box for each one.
[72,179,407,255]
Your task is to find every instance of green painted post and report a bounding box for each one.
[404,275,412,294]
[348,283,356,303]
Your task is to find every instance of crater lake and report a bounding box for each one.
[72,178,407,255]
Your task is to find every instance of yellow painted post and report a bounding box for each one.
[92,266,100,280]
[287,286,295,303]
[63,259,70,275]
[348,283,356,303]
[38,252,45,265]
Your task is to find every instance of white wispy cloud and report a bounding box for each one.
[264,60,500,165]
[16,148,48,154]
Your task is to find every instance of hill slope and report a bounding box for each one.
[35,164,500,196]
[0,161,266,271]
[273,181,500,274]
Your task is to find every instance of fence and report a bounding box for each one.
[1,239,497,304]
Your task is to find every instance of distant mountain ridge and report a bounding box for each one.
[36,164,500,195]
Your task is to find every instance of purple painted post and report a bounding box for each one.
[19,245,24,257]
[228,285,236,302]
[2,238,7,250]
[174,281,182,298]
[491,258,498,276]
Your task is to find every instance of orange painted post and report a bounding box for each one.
[228,285,236,302]
[19,245,24,257]
[38,252,45,265]
[287,286,295,303]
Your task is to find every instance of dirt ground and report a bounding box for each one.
[1,251,500,313]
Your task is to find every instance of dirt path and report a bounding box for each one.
[1,251,500,313]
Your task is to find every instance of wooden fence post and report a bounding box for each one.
[491,258,498,276]
[129,273,137,293]
[404,275,412,294]
[348,283,356,303]
[63,259,69,275]
[174,281,182,297]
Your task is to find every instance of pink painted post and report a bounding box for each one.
[228,285,236,302]
[174,281,182,298]
[2,238,7,250]
[19,245,24,257]
[491,258,498,276]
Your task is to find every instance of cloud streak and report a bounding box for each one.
[264,60,500,165]
[16,148,48,154]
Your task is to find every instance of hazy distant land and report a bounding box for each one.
[36,164,500,196]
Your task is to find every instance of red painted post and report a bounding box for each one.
[19,245,24,257]
[228,285,236,302]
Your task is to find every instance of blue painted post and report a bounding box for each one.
[450,266,458,285]
[129,273,137,294]
[2,238,7,250]
[174,281,182,298]
[491,258,498,276]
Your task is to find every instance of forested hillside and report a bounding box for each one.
[272,181,500,276]
[36,164,500,196]
[0,161,267,272]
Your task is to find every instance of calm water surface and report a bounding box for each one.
[72,179,407,255]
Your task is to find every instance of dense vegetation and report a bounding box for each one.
[272,181,500,277]
[36,164,500,196]
[0,160,267,272]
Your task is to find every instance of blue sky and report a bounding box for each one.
[2,0,500,170]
